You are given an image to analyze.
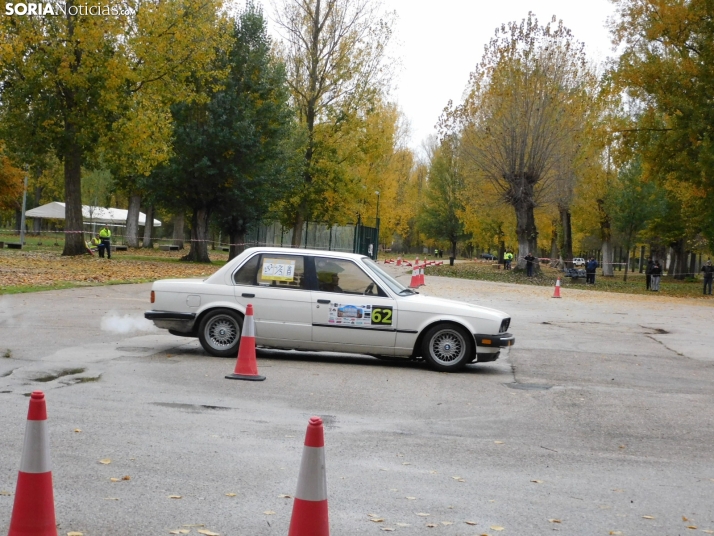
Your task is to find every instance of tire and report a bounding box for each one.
[421,323,474,372]
[197,309,243,357]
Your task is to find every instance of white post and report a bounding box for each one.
[19,172,28,245]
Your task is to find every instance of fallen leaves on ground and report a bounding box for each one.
[0,250,217,293]
[168,495,182,499]
[98,459,111,465]
[491,525,505,531]
[197,530,220,536]
[548,518,562,523]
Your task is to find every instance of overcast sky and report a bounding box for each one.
[382,0,618,152]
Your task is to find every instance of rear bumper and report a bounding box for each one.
[145,310,196,333]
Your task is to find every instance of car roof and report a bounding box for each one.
[242,247,368,260]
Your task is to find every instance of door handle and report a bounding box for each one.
[241,293,255,298]
[317,299,331,304]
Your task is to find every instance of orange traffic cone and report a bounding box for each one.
[8,391,57,536]
[288,417,329,536]
[396,256,402,266]
[225,304,265,381]
[408,265,420,288]
[552,277,562,298]
[418,265,425,286]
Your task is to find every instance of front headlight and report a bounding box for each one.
[499,318,510,333]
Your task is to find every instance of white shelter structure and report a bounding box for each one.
[25,202,161,227]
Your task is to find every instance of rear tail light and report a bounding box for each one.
[150,291,155,304]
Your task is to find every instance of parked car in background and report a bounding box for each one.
[145,247,515,372]
[480,253,497,260]
[572,257,586,267]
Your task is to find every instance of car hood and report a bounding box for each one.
[398,294,508,321]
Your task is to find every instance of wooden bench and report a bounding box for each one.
[0,242,4,248]
[159,245,180,251]
[6,243,22,249]
[112,245,128,251]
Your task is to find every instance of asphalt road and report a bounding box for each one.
[0,270,713,536]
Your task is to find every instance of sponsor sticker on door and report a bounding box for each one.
[328,303,392,326]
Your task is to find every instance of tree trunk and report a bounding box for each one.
[291,213,305,247]
[172,212,185,249]
[514,198,537,270]
[688,250,696,278]
[125,193,141,248]
[142,204,154,248]
[601,240,613,277]
[549,220,559,267]
[669,239,686,279]
[623,246,630,282]
[598,199,614,277]
[183,207,211,262]
[450,239,456,265]
[62,135,85,256]
[559,206,573,262]
[228,230,246,261]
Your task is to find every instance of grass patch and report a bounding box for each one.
[426,262,712,299]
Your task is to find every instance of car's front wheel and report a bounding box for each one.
[198,309,243,357]
[421,323,474,372]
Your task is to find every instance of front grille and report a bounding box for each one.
[499,318,510,333]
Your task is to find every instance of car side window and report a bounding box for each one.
[315,257,382,295]
[233,254,260,285]
[257,255,306,289]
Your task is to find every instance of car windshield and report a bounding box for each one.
[361,258,416,295]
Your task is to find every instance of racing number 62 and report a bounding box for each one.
[371,306,393,325]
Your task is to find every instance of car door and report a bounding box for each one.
[310,256,397,355]
[232,253,312,346]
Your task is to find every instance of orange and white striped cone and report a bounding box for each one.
[408,265,420,288]
[225,304,265,381]
[288,417,329,536]
[8,391,57,536]
[552,277,562,298]
[396,256,402,266]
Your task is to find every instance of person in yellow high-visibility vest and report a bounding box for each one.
[99,225,112,259]
[504,251,513,270]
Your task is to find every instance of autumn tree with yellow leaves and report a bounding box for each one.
[0,0,227,255]
[448,13,596,268]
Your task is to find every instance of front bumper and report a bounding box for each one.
[145,310,197,333]
[474,332,515,348]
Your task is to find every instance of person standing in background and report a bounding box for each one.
[524,252,536,277]
[650,259,662,291]
[585,257,599,285]
[645,257,654,290]
[99,225,112,259]
[701,259,713,295]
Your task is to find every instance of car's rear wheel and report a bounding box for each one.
[421,323,474,372]
[198,309,243,357]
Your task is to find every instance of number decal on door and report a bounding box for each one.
[371,306,393,325]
